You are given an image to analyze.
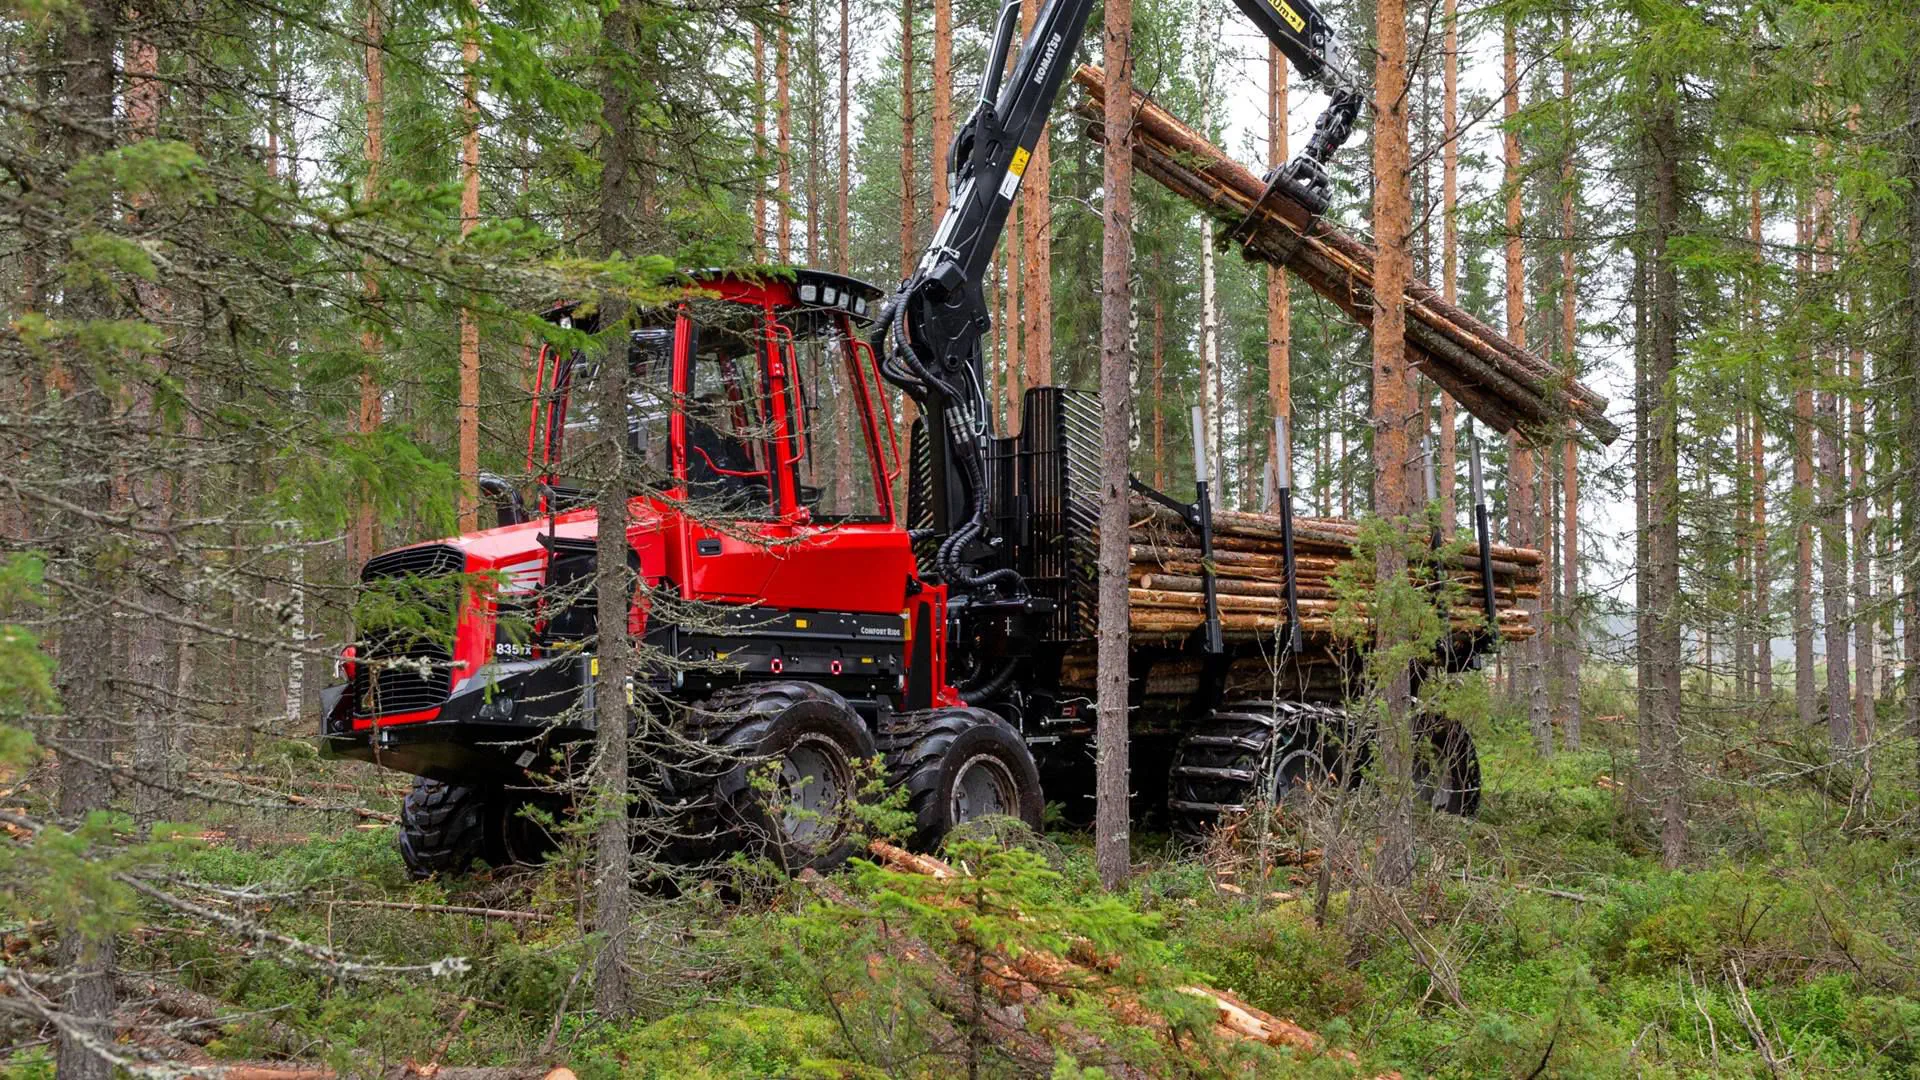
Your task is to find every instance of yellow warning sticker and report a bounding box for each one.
[1275,0,1306,33]
[999,148,1031,200]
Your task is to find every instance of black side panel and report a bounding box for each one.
[905,604,934,709]
[537,534,640,645]
[905,418,938,572]
[1018,387,1101,643]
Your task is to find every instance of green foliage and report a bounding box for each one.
[595,1006,886,1080]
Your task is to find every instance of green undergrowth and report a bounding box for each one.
[7,683,1918,1078]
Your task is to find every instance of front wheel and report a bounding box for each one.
[398,778,496,879]
[397,778,565,879]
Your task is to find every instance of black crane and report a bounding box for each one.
[873,0,1364,606]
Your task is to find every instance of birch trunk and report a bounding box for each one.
[1814,177,1851,751]
[1647,80,1686,868]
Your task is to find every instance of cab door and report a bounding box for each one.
[675,299,790,602]
[749,305,914,615]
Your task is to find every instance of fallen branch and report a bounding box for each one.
[317,899,555,923]
[864,841,1387,1074]
[797,869,1147,1079]
[114,973,308,1056]
[1461,874,1602,905]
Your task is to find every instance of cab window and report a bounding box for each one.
[550,324,674,504]
[684,303,779,518]
[778,307,888,522]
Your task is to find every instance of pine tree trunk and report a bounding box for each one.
[1814,179,1851,751]
[353,0,385,571]
[1437,0,1459,537]
[776,6,792,263]
[1558,33,1579,747]
[1017,0,1052,391]
[1265,47,1291,509]
[1371,0,1416,889]
[1096,0,1135,892]
[592,0,639,1019]
[931,0,951,219]
[1647,79,1686,868]
[458,21,482,533]
[837,0,851,274]
[1003,236,1021,427]
[1502,19,1545,750]
[899,0,916,279]
[1794,202,1816,729]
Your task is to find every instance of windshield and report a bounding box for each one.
[779,307,888,521]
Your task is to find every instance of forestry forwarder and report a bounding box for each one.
[321,0,1491,879]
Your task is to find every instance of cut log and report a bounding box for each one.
[1072,64,1618,446]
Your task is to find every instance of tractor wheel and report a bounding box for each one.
[1167,701,1348,839]
[397,778,500,880]
[880,707,1045,852]
[707,682,876,873]
[1413,716,1482,817]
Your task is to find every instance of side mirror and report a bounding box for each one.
[478,473,529,527]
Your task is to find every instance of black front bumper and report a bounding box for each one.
[320,657,598,783]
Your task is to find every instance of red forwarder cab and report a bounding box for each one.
[319,271,1006,873]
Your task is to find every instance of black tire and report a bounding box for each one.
[706,682,877,873]
[881,707,1045,852]
[1167,701,1347,838]
[1413,716,1482,817]
[397,778,499,880]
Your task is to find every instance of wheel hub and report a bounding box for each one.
[950,753,1018,824]
[777,734,850,851]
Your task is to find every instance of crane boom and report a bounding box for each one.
[874,0,1364,603]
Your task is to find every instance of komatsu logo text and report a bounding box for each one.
[1030,32,1062,85]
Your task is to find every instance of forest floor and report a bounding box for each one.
[8,670,1919,1078]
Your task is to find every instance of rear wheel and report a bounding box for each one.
[1413,716,1482,816]
[1167,701,1348,838]
[707,682,877,873]
[881,707,1045,852]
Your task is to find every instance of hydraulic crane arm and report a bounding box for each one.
[873,0,1363,603]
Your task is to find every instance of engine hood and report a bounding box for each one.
[427,500,671,587]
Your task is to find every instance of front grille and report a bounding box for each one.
[351,544,466,717]
[1019,387,1101,642]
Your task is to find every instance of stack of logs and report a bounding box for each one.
[1121,497,1540,649]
